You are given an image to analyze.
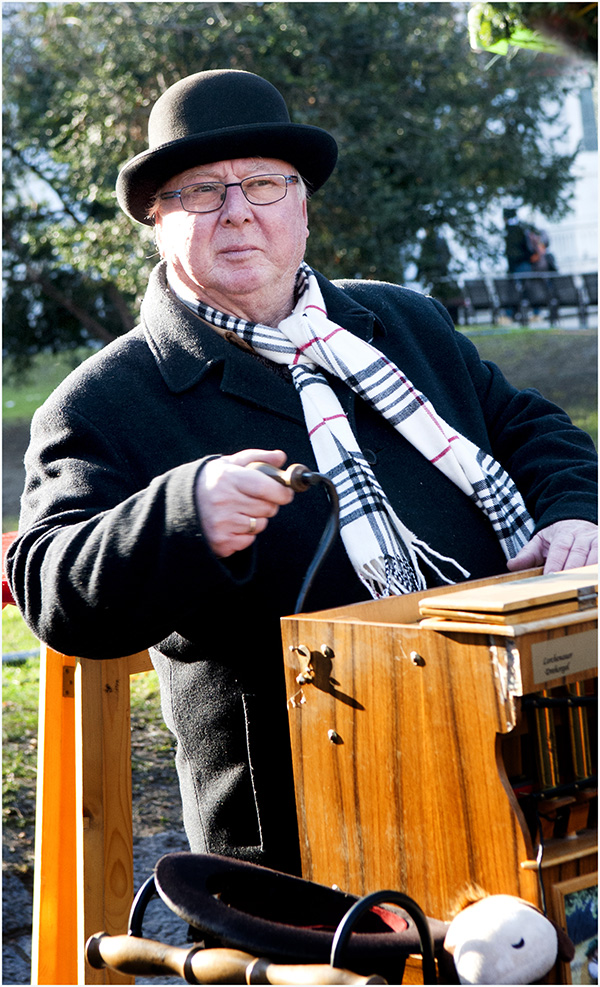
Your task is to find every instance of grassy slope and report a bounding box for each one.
[461,327,597,445]
[2,348,96,422]
[4,330,596,432]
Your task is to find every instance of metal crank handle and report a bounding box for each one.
[247,461,322,493]
[86,933,386,984]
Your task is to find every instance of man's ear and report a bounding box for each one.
[154,220,165,260]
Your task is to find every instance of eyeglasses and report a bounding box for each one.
[159,173,300,214]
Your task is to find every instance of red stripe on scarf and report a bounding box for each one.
[292,326,344,364]
[430,435,460,464]
[309,413,348,437]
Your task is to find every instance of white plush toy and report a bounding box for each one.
[443,889,575,985]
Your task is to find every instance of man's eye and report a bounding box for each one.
[189,183,221,194]
[246,178,277,189]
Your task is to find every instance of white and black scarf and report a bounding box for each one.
[182,263,535,598]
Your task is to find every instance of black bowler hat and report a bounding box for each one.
[116,69,338,225]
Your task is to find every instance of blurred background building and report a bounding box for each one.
[537,75,598,274]
[409,70,597,286]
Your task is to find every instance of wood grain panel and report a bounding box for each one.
[281,569,597,941]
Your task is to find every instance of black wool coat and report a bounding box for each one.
[7,263,597,873]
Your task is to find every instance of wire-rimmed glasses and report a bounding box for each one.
[159,174,299,214]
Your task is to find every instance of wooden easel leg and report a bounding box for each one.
[31,646,79,985]
[32,647,149,984]
[76,658,135,985]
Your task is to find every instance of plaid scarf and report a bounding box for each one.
[186,264,535,598]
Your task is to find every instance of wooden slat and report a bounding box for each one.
[76,657,136,984]
[419,599,582,624]
[33,650,152,984]
[419,565,597,616]
[126,651,154,676]
[419,608,598,638]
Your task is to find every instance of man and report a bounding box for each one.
[504,207,533,274]
[7,70,597,875]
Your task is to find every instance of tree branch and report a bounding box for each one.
[107,283,136,333]
[6,144,81,223]
[29,270,117,346]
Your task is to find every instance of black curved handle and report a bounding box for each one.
[330,889,437,986]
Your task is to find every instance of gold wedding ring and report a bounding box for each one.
[248,517,257,535]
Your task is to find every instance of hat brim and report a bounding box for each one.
[116,122,338,224]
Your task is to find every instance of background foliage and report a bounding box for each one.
[3,1,589,371]
[469,1,598,57]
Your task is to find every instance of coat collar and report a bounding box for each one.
[141,262,377,421]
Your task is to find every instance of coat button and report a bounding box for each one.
[363,448,377,464]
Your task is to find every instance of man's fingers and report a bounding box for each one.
[542,532,575,574]
[507,520,598,574]
[227,448,287,468]
[217,451,294,506]
[506,533,545,571]
[195,451,295,557]
[544,534,597,574]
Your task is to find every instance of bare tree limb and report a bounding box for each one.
[107,283,136,333]
[5,143,81,224]
[30,271,117,345]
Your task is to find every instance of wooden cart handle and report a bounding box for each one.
[85,933,387,985]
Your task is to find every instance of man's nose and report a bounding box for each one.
[220,184,253,224]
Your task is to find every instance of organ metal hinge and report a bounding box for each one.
[577,585,597,610]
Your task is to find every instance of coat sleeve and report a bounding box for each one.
[6,399,253,659]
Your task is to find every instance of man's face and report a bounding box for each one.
[154,156,309,319]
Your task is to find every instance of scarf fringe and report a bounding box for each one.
[358,557,423,598]
[357,542,470,599]
[413,538,471,585]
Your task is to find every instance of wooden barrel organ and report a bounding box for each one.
[281,566,597,984]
